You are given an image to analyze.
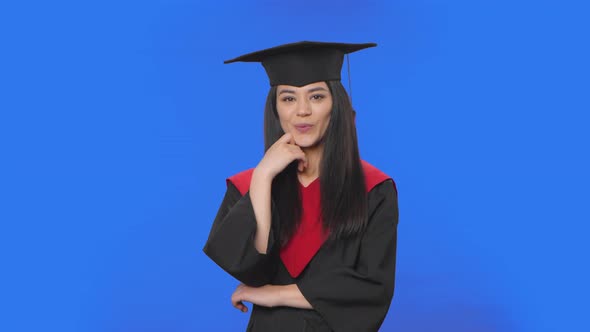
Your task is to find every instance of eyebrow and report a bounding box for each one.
[308,87,328,93]
[278,87,329,95]
[278,89,296,95]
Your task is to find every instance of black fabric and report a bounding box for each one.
[203,179,399,332]
[203,182,280,287]
[222,41,377,87]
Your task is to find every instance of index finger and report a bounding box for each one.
[278,132,293,144]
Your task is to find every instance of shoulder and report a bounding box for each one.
[362,160,399,227]
[225,160,397,196]
[361,159,398,194]
[226,168,255,196]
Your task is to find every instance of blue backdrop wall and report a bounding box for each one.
[1,1,588,331]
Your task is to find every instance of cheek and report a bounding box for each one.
[318,102,332,128]
[320,116,331,134]
[276,106,290,131]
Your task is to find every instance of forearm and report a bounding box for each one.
[277,284,313,309]
[250,169,273,254]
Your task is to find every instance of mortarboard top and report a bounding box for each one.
[223,41,377,87]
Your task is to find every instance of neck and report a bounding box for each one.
[299,144,323,179]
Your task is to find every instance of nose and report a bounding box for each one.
[296,99,312,116]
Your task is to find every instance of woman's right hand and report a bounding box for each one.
[255,132,308,180]
[250,133,302,253]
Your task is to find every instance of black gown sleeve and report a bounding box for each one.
[296,179,399,332]
[202,180,279,287]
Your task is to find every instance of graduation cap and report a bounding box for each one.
[223,41,377,88]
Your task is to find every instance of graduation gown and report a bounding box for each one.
[203,160,399,332]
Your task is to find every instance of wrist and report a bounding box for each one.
[252,167,274,185]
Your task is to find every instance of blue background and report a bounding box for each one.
[1,0,589,331]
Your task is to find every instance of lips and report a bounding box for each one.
[295,124,313,133]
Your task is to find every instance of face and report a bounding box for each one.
[276,81,333,148]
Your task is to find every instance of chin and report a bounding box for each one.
[294,136,319,148]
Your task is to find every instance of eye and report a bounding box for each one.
[281,96,295,102]
[311,94,325,101]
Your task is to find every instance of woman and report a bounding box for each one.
[203,41,399,332]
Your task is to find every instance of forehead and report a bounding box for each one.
[277,81,329,92]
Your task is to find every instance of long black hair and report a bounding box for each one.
[263,80,368,247]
